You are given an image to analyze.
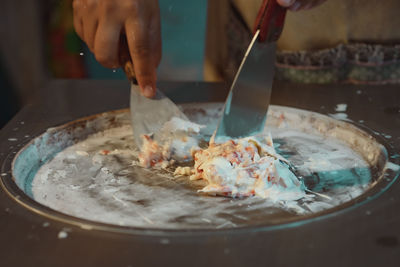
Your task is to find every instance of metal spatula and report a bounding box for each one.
[215,0,287,140]
[119,36,188,148]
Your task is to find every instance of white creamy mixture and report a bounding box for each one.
[138,117,203,168]
[30,105,381,229]
[138,117,305,200]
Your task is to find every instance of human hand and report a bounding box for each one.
[73,0,161,98]
[277,0,328,11]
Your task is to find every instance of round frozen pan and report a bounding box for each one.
[3,103,398,233]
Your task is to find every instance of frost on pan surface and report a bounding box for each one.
[28,104,388,229]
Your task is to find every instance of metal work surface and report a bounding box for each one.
[1,80,400,266]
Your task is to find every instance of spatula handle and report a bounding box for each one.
[254,0,287,43]
[118,34,138,84]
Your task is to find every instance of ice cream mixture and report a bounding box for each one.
[138,117,202,168]
[29,104,385,229]
[137,117,305,201]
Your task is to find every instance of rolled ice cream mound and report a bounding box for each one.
[191,137,305,200]
[138,117,306,200]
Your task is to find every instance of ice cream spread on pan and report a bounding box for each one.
[138,117,203,168]
[190,136,305,199]
[138,117,305,200]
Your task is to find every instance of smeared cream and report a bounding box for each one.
[335,103,347,112]
[190,137,305,200]
[138,116,306,200]
[30,104,384,229]
[138,117,204,168]
[328,113,351,121]
[161,117,204,133]
[138,135,173,168]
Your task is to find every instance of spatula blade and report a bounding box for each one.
[130,83,188,147]
[215,30,276,140]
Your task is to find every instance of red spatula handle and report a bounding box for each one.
[254,0,287,43]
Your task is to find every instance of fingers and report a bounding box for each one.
[73,16,84,41]
[94,19,122,68]
[73,0,97,51]
[277,0,328,11]
[277,0,296,7]
[73,0,121,67]
[83,18,98,52]
[72,0,162,98]
[125,6,161,98]
[289,1,302,11]
[72,0,84,40]
[125,19,156,98]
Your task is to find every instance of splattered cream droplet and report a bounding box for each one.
[8,138,17,142]
[76,151,89,157]
[335,103,347,112]
[80,224,93,230]
[160,238,170,245]
[58,230,68,239]
[328,113,350,121]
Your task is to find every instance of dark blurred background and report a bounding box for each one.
[0,0,208,129]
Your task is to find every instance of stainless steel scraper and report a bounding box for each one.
[215,0,287,140]
[119,37,188,148]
